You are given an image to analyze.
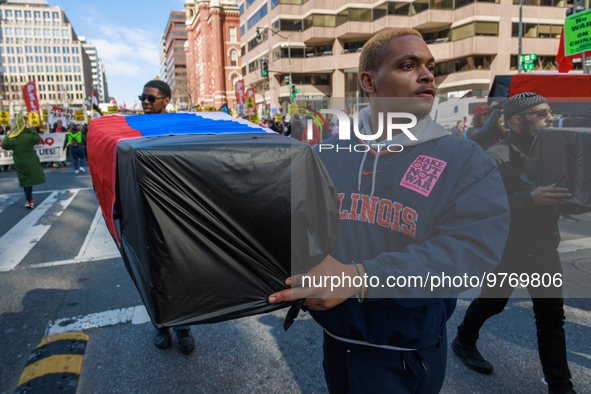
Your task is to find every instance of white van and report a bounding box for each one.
[433,97,487,131]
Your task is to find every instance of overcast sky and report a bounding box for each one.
[54,0,185,107]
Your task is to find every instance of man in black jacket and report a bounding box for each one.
[452,93,576,394]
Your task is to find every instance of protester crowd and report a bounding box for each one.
[0,26,586,394]
[130,28,584,394]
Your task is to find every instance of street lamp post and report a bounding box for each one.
[256,27,292,108]
[518,0,523,74]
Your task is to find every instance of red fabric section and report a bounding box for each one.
[509,74,591,98]
[556,26,582,73]
[87,115,142,246]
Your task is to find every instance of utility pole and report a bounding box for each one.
[518,0,523,74]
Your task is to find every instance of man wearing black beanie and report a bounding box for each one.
[452,93,576,394]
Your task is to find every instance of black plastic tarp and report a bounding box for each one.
[521,128,591,214]
[115,133,339,327]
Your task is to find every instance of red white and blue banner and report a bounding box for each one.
[87,112,274,245]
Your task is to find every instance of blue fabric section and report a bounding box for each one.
[125,113,264,137]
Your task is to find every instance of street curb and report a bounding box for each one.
[13,332,89,394]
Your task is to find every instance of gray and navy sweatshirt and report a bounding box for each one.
[311,108,510,350]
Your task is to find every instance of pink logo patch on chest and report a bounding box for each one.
[400,155,447,197]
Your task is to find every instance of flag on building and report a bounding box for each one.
[92,90,101,115]
[556,26,583,73]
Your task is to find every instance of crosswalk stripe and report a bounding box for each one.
[0,190,80,272]
[46,305,150,336]
[557,237,591,254]
[0,194,22,214]
[26,206,121,269]
[0,187,93,198]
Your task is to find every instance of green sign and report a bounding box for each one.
[521,63,534,71]
[294,89,300,93]
[521,54,537,63]
[564,9,591,57]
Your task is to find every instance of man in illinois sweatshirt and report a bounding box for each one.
[269,28,510,394]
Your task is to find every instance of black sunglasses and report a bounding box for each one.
[521,108,553,118]
[139,94,166,103]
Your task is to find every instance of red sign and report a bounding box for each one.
[235,80,245,105]
[246,88,255,115]
[22,82,40,115]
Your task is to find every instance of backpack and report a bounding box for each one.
[70,134,79,147]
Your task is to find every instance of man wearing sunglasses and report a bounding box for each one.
[140,80,171,114]
[453,93,576,394]
[140,80,196,355]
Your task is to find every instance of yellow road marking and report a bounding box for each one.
[17,354,84,386]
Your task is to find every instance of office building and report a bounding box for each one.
[161,10,189,109]
[80,37,109,103]
[239,0,572,112]
[0,0,94,115]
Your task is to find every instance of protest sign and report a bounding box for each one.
[0,111,10,126]
[0,133,66,165]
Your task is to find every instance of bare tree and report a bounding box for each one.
[249,78,270,115]
[171,73,193,109]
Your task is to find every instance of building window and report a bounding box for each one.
[274,19,303,32]
[229,27,237,42]
[230,51,238,66]
[422,29,451,43]
[373,4,388,20]
[285,73,330,85]
[52,12,59,19]
[434,55,492,76]
[451,21,498,41]
[239,4,244,15]
[271,0,309,8]
[15,11,22,17]
[248,29,267,50]
[247,4,267,30]
[512,22,562,38]
[342,40,367,54]
[5,10,12,17]
[348,9,371,22]
[273,47,305,59]
[246,0,256,8]
[25,11,32,18]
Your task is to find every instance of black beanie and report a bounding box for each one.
[503,92,548,120]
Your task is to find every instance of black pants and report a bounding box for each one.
[322,330,447,394]
[24,186,33,202]
[458,251,572,388]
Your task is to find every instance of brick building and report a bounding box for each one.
[184,0,242,109]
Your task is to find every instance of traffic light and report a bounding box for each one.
[261,60,269,77]
[566,0,586,17]
[291,84,297,98]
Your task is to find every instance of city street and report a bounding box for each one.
[0,163,590,394]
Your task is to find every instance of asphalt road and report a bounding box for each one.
[1,163,590,394]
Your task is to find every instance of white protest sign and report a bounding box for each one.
[0,133,67,165]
